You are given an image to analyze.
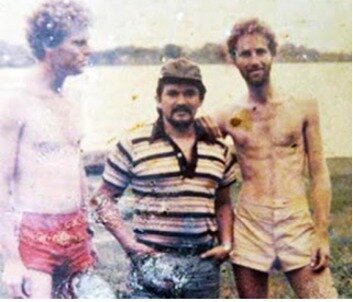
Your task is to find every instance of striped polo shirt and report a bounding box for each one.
[102,117,237,249]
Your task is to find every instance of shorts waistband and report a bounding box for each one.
[237,197,309,211]
[21,210,86,230]
[20,211,88,247]
[21,227,87,247]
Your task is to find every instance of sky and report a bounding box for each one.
[0,0,351,52]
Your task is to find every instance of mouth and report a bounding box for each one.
[172,106,192,115]
[249,69,264,75]
[173,110,191,117]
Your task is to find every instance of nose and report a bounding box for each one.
[248,54,262,70]
[175,93,188,104]
[82,45,92,57]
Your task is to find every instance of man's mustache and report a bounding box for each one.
[171,105,192,115]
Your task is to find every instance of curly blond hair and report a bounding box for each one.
[26,0,91,60]
[227,18,278,60]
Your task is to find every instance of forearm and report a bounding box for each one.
[90,192,136,251]
[0,177,19,259]
[310,174,332,232]
[80,163,90,207]
[0,206,22,260]
[216,201,234,245]
[305,100,332,234]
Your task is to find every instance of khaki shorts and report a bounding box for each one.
[230,200,314,273]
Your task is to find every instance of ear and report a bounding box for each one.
[155,95,161,108]
[196,99,202,110]
[42,45,57,62]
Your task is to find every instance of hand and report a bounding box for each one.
[196,116,223,140]
[200,245,230,262]
[310,231,330,272]
[2,258,31,298]
[125,241,156,259]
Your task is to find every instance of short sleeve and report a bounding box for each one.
[102,134,134,197]
[219,146,238,188]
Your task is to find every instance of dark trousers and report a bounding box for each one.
[128,253,220,298]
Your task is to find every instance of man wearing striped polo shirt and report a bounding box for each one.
[90,57,237,298]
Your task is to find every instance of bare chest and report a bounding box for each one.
[226,105,305,150]
[23,105,81,157]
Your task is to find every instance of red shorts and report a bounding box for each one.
[19,211,95,275]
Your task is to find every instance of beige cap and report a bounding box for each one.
[160,57,203,82]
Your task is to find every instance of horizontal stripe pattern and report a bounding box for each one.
[102,122,237,247]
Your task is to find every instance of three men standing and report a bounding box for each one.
[0,2,339,298]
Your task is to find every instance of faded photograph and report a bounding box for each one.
[0,0,351,299]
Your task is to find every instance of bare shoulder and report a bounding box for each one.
[0,92,32,126]
[281,95,319,119]
[214,96,247,128]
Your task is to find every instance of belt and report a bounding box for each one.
[138,240,213,256]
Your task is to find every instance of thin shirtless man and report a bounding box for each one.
[0,1,97,298]
[211,18,337,298]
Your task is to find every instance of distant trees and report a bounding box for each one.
[277,43,320,62]
[189,43,225,63]
[0,40,350,67]
[163,44,184,59]
[0,41,34,67]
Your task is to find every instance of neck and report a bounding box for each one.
[247,80,273,104]
[163,118,196,140]
[37,61,67,95]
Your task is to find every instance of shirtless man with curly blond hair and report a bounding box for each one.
[0,1,106,298]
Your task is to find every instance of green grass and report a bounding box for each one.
[329,175,352,298]
[331,174,352,213]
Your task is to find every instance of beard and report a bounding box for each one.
[241,67,271,87]
[165,105,194,130]
[166,117,193,130]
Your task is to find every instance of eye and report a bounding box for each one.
[256,48,267,56]
[73,40,87,47]
[166,90,179,97]
[184,89,198,97]
[239,50,251,58]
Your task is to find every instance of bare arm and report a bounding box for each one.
[215,186,234,246]
[304,100,331,271]
[196,103,235,140]
[0,108,23,259]
[90,182,154,257]
[201,186,234,261]
[79,155,90,210]
[0,103,31,298]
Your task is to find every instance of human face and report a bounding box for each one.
[48,30,91,76]
[234,33,273,87]
[157,83,202,130]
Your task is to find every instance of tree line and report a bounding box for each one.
[0,41,351,67]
